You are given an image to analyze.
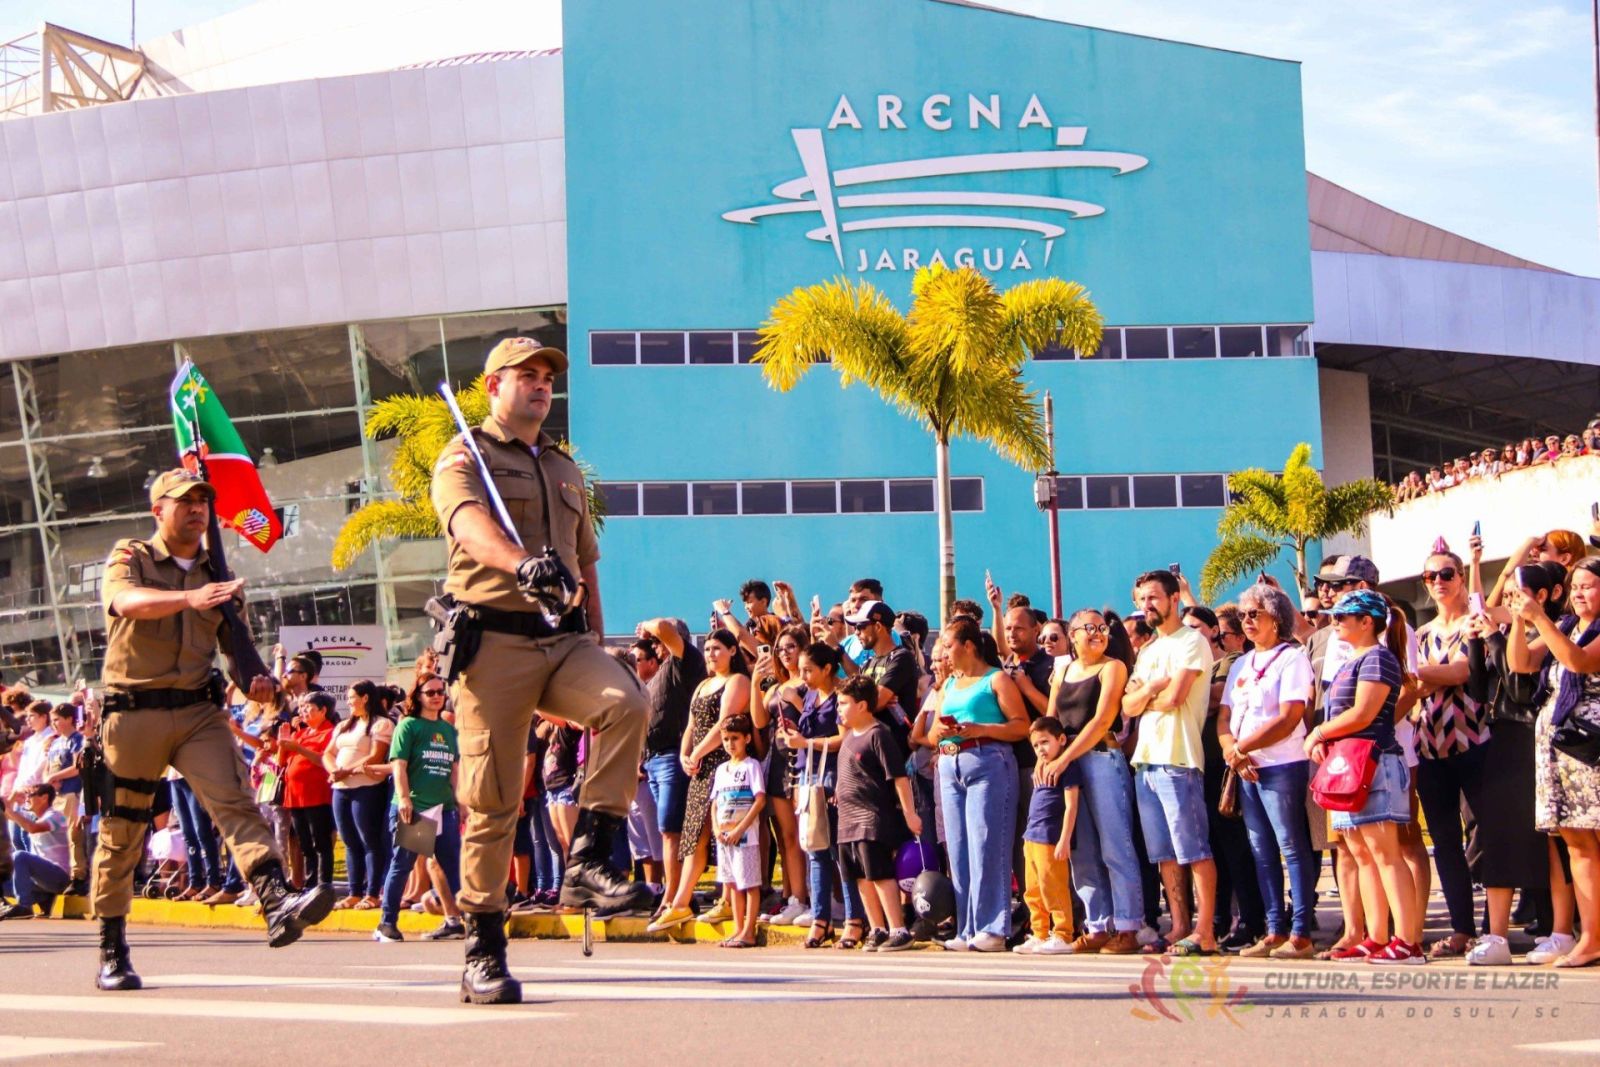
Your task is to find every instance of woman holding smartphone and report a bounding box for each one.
[750,624,810,926]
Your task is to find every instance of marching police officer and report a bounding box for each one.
[431,337,650,1005]
[91,469,334,990]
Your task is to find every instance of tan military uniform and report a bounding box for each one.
[431,414,647,914]
[92,530,280,918]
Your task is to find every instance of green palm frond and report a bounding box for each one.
[1200,533,1283,603]
[1280,443,1327,535]
[754,278,912,398]
[996,277,1104,363]
[331,500,440,571]
[1221,469,1291,539]
[942,366,1051,469]
[1323,478,1398,537]
[905,264,1005,378]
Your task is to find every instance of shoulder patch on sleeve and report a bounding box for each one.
[434,448,473,474]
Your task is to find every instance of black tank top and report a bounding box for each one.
[1052,668,1119,745]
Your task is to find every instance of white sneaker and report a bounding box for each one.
[791,908,816,926]
[1033,935,1073,955]
[1136,925,1162,947]
[1527,932,1578,965]
[969,932,1007,953]
[940,937,970,952]
[1467,934,1513,966]
[1011,935,1045,955]
[235,890,258,908]
[764,898,807,925]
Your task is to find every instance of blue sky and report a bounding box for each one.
[4,0,1597,275]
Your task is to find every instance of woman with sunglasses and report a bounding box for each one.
[1413,548,1493,959]
[749,624,811,927]
[324,680,395,911]
[275,693,337,893]
[1218,584,1317,959]
[1037,608,1142,953]
[1510,558,1600,968]
[374,673,464,943]
[648,629,751,933]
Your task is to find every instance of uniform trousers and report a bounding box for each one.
[451,629,647,913]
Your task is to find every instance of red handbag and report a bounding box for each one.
[1310,738,1378,812]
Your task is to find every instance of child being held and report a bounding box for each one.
[1015,717,1081,955]
[710,714,766,948]
[834,675,922,953]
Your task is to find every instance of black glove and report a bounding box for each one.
[516,548,578,611]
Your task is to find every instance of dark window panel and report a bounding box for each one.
[736,331,762,364]
[1033,343,1073,361]
[589,332,637,365]
[1086,329,1122,360]
[950,478,984,512]
[691,482,738,515]
[640,482,688,515]
[840,479,886,513]
[888,479,934,513]
[1132,475,1178,508]
[598,482,638,517]
[1172,326,1216,359]
[638,332,685,365]
[1085,476,1129,509]
[740,481,787,514]
[687,332,736,365]
[1267,325,1311,357]
[1218,326,1264,359]
[1123,328,1168,360]
[1055,476,1083,510]
[790,481,838,514]
[1180,474,1227,507]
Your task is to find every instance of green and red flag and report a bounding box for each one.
[169,360,282,553]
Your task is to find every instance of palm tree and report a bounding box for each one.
[331,377,603,570]
[755,264,1102,622]
[1199,442,1395,602]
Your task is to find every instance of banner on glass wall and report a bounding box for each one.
[279,626,387,711]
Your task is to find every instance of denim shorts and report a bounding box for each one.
[547,785,579,808]
[1329,751,1411,831]
[1135,765,1212,865]
[643,753,689,834]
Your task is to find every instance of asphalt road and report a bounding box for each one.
[3,923,1599,1065]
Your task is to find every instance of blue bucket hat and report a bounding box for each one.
[1329,589,1388,621]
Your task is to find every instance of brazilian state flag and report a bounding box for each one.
[169,360,283,553]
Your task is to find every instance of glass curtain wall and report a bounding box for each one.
[0,307,566,688]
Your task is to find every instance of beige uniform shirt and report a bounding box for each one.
[101,534,238,690]
[430,416,599,613]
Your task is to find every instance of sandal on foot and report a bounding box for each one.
[1169,938,1217,957]
[1139,937,1170,955]
[836,920,866,950]
[720,937,755,948]
[804,922,833,949]
[1427,933,1471,960]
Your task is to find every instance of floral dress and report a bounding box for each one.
[680,683,731,854]
[1535,658,1600,831]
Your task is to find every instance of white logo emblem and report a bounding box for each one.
[1325,755,1350,776]
[722,94,1149,274]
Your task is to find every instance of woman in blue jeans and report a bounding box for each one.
[168,773,243,903]
[928,617,1029,952]
[1037,608,1144,953]
[325,680,395,910]
[776,642,863,948]
[1218,583,1318,959]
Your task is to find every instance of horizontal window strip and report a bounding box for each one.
[598,477,984,517]
[588,325,1311,364]
[1053,472,1230,511]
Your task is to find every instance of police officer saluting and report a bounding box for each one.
[431,338,650,1005]
[91,470,334,991]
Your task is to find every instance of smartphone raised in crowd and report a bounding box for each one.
[1472,520,1481,537]
[1168,562,1181,575]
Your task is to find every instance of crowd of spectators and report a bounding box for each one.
[1392,420,1600,502]
[4,524,1600,970]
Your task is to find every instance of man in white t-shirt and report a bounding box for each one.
[1123,569,1217,954]
[1,784,71,919]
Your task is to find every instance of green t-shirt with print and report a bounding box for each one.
[389,715,458,810]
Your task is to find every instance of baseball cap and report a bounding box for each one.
[845,600,895,627]
[484,337,568,376]
[148,468,216,506]
[1315,554,1379,585]
[1328,589,1388,620]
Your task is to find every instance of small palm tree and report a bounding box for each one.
[331,377,603,570]
[1199,442,1395,602]
[755,264,1102,622]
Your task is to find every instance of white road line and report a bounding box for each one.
[0,1037,158,1061]
[1516,1039,1600,1055]
[0,994,558,1026]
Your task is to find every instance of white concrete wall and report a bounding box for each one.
[1368,453,1600,582]
[0,55,567,363]
[1319,366,1375,559]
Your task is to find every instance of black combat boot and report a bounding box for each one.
[460,911,522,1005]
[559,808,654,915]
[96,916,142,991]
[249,861,335,948]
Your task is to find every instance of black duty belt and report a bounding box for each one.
[472,604,587,639]
[102,675,223,712]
